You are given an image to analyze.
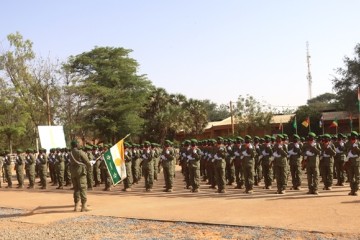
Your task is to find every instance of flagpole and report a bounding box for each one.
[308,117,311,133]
[295,116,298,135]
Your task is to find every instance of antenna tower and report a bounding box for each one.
[306,41,312,100]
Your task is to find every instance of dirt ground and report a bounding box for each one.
[1,167,360,239]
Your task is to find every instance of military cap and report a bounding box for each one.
[254,136,260,140]
[276,134,283,139]
[236,136,244,141]
[191,139,198,144]
[308,132,316,137]
[323,134,331,139]
[244,135,252,140]
[16,148,23,153]
[293,134,300,139]
[351,131,359,137]
[124,142,130,147]
[217,136,224,141]
[144,141,151,145]
[71,140,78,147]
[26,148,32,153]
[264,135,271,139]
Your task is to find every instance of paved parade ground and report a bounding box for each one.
[1,167,360,239]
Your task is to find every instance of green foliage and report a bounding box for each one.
[200,100,230,121]
[65,46,153,142]
[235,95,273,135]
[332,43,360,113]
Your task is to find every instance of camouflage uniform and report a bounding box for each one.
[187,139,202,192]
[37,149,48,189]
[142,141,155,191]
[123,143,133,191]
[288,135,302,190]
[261,136,273,189]
[273,135,288,194]
[241,136,255,193]
[15,150,24,188]
[320,134,336,190]
[160,140,176,192]
[69,141,91,212]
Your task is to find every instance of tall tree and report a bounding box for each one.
[201,100,231,121]
[332,43,360,113]
[236,95,273,136]
[65,46,153,143]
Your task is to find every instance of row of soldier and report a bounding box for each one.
[178,131,360,195]
[1,131,359,196]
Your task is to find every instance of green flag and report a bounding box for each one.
[292,117,297,129]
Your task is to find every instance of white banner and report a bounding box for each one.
[38,126,66,153]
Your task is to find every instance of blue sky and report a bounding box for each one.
[1,1,360,110]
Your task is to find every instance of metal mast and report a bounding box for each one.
[306,41,312,100]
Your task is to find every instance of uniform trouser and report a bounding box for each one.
[200,158,207,180]
[243,163,254,191]
[188,160,200,190]
[71,165,87,204]
[182,161,190,188]
[40,167,47,188]
[254,160,262,184]
[261,161,272,187]
[65,163,72,185]
[153,158,160,180]
[101,168,112,189]
[348,160,360,193]
[16,166,24,186]
[214,159,226,191]
[290,161,302,188]
[28,165,35,187]
[306,166,319,192]
[334,158,345,184]
[86,165,93,188]
[5,167,12,186]
[163,160,174,189]
[123,161,133,189]
[143,160,154,189]
[274,165,287,191]
[57,163,65,187]
[320,162,333,188]
[225,158,235,184]
[234,159,244,187]
[132,158,141,183]
[49,164,56,183]
[206,161,215,187]
[92,162,100,185]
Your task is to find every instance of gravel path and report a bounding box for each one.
[0,207,355,240]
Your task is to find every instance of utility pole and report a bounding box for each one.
[230,101,234,135]
[306,41,313,100]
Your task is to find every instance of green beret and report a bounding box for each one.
[217,136,224,141]
[323,134,331,139]
[293,134,300,139]
[264,135,271,139]
[144,141,151,145]
[254,136,260,140]
[276,134,283,139]
[351,131,359,137]
[191,139,198,143]
[308,132,316,137]
[16,148,23,153]
[236,136,244,141]
[245,135,252,140]
[338,133,345,139]
[26,148,32,153]
[71,140,78,147]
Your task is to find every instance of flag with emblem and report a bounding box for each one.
[103,134,130,185]
[302,117,310,128]
[330,118,338,128]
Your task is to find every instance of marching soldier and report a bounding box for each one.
[131,144,141,184]
[344,131,360,196]
[213,137,227,193]
[272,134,288,194]
[187,139,202,192]
[85,146,94,190]
[288,134,302,190]
[160,140,176,192]
[64,147,72,187]
[320,134,336,190]
[142,141,155,192]
[180,140,191,189]
[334,133,346,186]
[233,137,244,189]
[37,148,48,189]
[241,135,255,194]
[92,146,101,187]
[122,142,133,191]
[15,149,24,188]
[225,139,235,186]
[55,148,65,189]
[48,148,57,185]
[4,150,12,188]
[261,135,273,190]
[253,136,262,186]
[25,148,36,189]
[151,143,160,182]
[302,132,321,195]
